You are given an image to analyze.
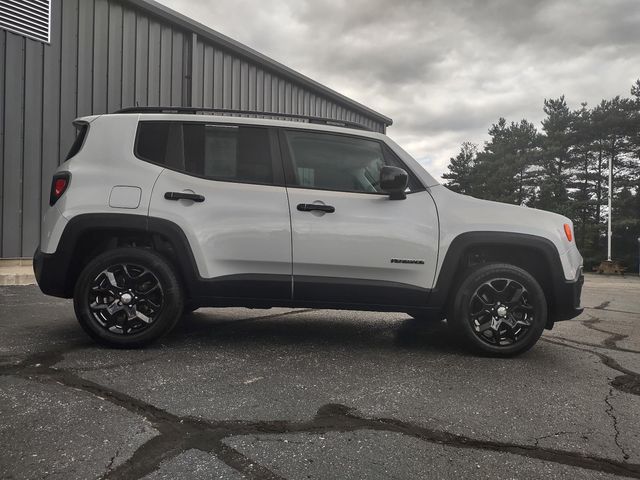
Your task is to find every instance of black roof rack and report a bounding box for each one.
[115,106,375,132]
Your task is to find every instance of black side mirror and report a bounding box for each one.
[380,166,408,200]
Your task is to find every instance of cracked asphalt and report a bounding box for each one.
[1,273,639,479]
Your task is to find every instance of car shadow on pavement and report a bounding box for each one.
[165,309,472,357]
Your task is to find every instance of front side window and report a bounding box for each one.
[136,121,274,184]
[284,131,420,193]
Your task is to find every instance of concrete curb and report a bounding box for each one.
[0,260,36,286]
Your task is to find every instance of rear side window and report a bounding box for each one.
[136,122,170,164]
[135,121,274,184]
[65,124,89,160]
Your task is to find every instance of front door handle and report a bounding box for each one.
[164,191,205,202]
[297,203,335,213]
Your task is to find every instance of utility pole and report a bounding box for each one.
[607,154,613,261]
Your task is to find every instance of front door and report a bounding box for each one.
[281,129,439,308]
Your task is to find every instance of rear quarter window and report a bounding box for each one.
[136,122,170,164]
[65,124,89,160]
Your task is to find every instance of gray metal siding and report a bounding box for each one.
[77,0,94,117]
[0,30,5,254]
[22,37,43,256]
[59,0,78,163]
[0,0,389,258]
[2,31,24,256]
[41,0,61,244]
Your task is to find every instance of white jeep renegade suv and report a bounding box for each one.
[34,107,584,356]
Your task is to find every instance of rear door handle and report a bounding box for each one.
[297,203,335,213]
[164,191,205,202]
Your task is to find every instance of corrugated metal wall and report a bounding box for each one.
[0,0,389,258]
[190,37,381,132]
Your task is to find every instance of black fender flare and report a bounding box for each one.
[34,213,200,298]
[429,231,582,322]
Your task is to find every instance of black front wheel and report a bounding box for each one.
[74,248,183,348]
[448,263,547,356]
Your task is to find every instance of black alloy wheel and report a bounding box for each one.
[88,263,164,335]
[74,248,183,348]
[449,263,547,356]
[468,278,533,346]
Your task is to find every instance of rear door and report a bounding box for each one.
[281,129,439,308]
[145,121,292,300]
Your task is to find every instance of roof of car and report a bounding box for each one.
[92,108,388,139]
[114,107,378,133]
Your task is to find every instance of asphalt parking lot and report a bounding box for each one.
[1,273,639,479]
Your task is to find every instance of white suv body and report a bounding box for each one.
[35,110,584,355]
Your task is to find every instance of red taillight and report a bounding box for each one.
[563,223,573,242]
[54,178,67,197]
[50,173,70,206]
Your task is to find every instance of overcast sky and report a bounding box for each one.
[157,0,640,179]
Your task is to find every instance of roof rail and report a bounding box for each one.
[114,106,375,131]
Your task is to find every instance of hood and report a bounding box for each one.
[428,185,574,256]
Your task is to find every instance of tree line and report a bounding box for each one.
[442,80,640,272]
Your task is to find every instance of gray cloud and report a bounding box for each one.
[158,0,640,177]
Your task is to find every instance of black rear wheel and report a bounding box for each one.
[74,248,183,348]
[448,263,547,356]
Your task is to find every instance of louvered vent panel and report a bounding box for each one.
[0,0,51,43]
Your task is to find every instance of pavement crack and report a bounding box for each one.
[604,387,631,460]
[611,374,640,396]
[581,315,629,350]
[203,442,287,480]
[541,337,640,398]
[104,445,123,477]
[545,335,640,355]
[532,431,584,448]
[593,301,611,310]
[584,305,640,316]
[4,346,640,479]
[541,337,639,377]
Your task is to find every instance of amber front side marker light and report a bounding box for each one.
[564,223,573,242]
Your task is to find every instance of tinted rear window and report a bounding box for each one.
[136,122,170,165]
[65,124,89,160]
[135,121,273,184]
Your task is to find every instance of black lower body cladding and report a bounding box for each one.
[553,269,584,321]
[33,247,70,298]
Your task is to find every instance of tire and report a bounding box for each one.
[448,263,547,356]
[73,247,183,348]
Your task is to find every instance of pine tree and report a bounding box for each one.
[442,142,477,194]
[441,79,640,272]
[570,103,598,257]
[538,97,574,216]
[471,118,540,205]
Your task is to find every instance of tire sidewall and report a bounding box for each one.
[450,263,547,356]
[74,247,183,348]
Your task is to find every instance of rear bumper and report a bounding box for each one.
[33,246,72,298]
[552,269,584,321]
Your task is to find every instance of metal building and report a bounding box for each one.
[0,0,392,259]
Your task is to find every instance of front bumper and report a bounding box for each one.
[552,269,584,321]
